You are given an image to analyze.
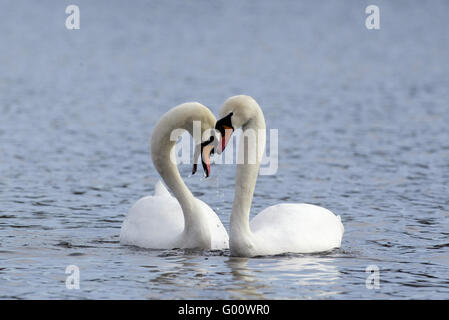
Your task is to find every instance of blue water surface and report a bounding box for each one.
[0,0,448,299]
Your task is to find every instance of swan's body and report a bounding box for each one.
[120,103,229,250]
[216,95,344,257]
[120,180,229,250]
[240,204,343,256]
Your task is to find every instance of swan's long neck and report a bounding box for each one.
[230,106,266,254]
[150,112,210,247]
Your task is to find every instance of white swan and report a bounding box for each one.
[212,95,344,257]
[120,103,229,250]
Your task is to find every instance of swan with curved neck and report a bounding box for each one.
[120,102,229,250]
[213,95,344,257]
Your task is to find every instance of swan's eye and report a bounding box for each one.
[215,113,234,133]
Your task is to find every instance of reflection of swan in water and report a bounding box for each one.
[146,252,217,299]
[225,257,266,299]
[269,256,341,287]
[225,255,341,299]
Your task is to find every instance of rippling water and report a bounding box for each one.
[1,0,449,299]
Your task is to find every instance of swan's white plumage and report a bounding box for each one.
[120,181,229,250]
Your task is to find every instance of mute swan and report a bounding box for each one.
[120,103,229,250]
[212,95,344,257]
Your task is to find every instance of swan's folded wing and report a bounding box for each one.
[154,180,171,197]
[250,203,344,254]
[120,194,184,249]
[195,199,229,250]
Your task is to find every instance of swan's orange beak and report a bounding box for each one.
[192,137,215,178]
[219,126,234,153]
[201,142,214,178]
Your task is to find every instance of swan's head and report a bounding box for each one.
[215,95,259,153]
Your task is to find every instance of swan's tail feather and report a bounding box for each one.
[337,215,344,234]
[154,180,171,197]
